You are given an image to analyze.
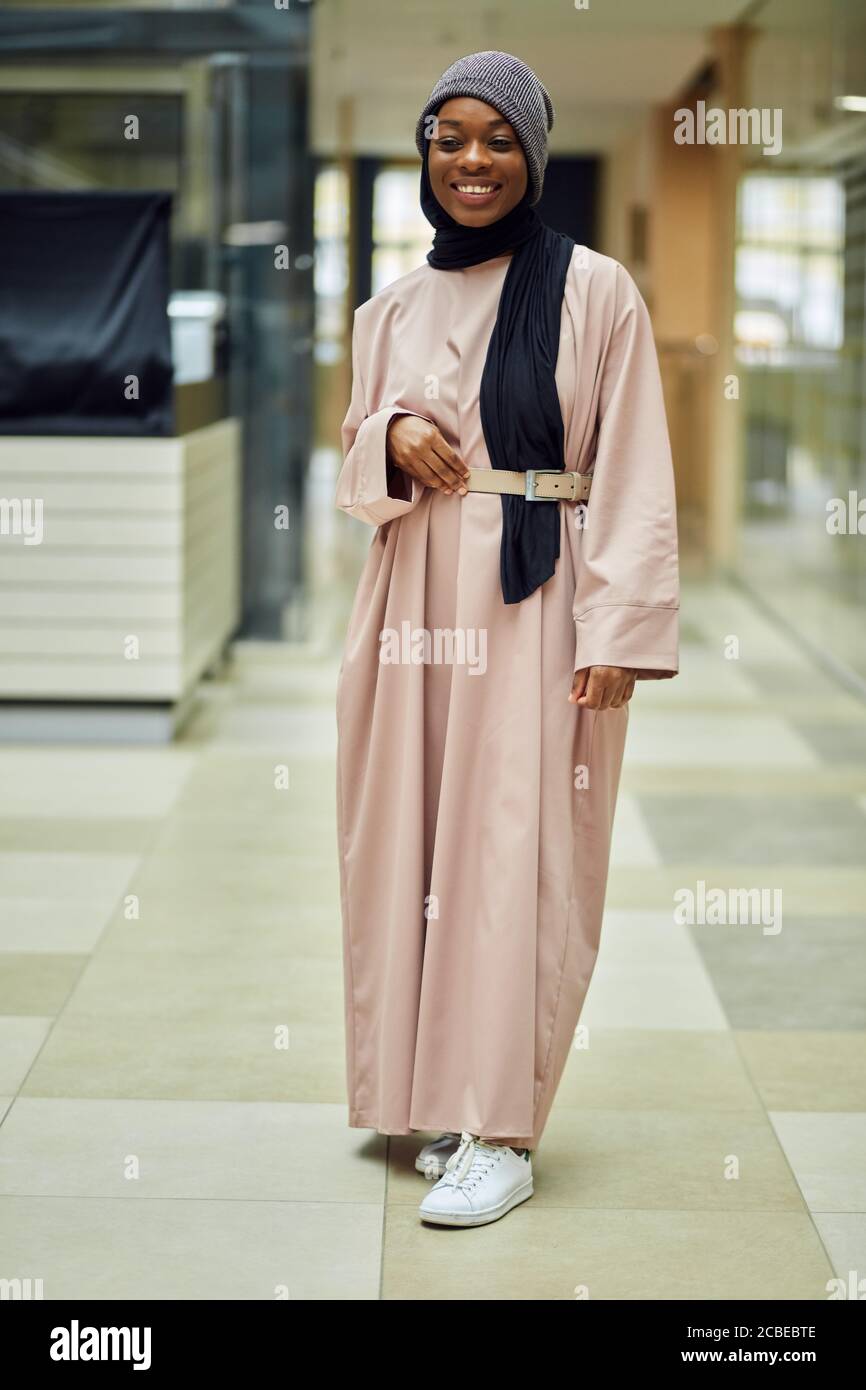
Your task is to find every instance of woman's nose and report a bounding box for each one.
[460,153,491,172]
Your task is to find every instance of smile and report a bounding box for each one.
[449,182,502,206]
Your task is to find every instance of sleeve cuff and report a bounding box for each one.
[574,602,679,678]
[336,408,431,525]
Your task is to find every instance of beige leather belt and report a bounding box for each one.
[465,467,592,503]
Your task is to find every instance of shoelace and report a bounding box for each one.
[440,1130,503,1192]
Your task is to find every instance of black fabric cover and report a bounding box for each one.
[420,148,574,605]
[0,191,174,436]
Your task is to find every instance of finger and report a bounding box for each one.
[569,668,589,703]
[596,679,615,711]
[609,674,631,707]
[431,436,470,482]
[618,671,638,705]
[417,449,459,492]
[404,456,446,491]
[417,447,456,491]
[576,668,606,708]
[429,445,470,492]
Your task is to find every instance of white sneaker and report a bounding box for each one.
[415,1132,462,1179]
[418,1131,533,1227]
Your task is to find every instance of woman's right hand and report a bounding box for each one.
[386,414,469,496]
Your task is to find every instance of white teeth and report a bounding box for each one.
[456,185,497,194]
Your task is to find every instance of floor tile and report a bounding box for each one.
[736,1032,866,1111]
[770,1112,866,1212]
[624,711,819,768]
[0,852,138,903]
[692,917,866,1030]
[812,1213,866,1289]
[381,1205,833,1300]
[0,1098,386,1203]
[0,899,120,954]
[0,955,88,1016]
[641,795,866,867]
[0,1017,52,1094]
[0,750,194,819]
[0,1194,381,1299]
[0,818,156,854]
[609,794,660,868]
[553,1029,764,1112]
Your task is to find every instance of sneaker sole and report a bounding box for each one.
[419,1177,534,1228]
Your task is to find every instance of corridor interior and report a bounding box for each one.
[0,576,864,1300]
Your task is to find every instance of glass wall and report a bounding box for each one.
[734,1,866,687]
[0,6,314,638]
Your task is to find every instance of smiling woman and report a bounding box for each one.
[334,49,680,1233]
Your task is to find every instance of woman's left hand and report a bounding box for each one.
[569,665,637,709]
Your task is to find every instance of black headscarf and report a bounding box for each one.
[420,145,575,604]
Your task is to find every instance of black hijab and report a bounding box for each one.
[420,145,575,604]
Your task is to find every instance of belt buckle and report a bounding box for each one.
[524,468,564,502]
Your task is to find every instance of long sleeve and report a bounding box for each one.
[335,308,434,526]
[572,263,680,680]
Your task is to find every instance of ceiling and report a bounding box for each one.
[310,0,755,157]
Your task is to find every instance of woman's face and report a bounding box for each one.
[426,96,528,226]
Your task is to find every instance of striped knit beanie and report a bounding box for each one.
[414,51,555,207]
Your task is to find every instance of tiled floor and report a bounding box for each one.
[0,577,864,1300]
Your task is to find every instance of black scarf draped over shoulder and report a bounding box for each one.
[420,148,575,604]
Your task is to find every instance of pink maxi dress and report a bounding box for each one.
[335,246,679,1150]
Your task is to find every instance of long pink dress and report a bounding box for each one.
[335,246,679,1150]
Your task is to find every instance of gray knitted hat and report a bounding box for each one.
[414,50,554,207]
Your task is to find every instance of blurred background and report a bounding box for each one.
[0,0,864,712]
[1,0,865,1303]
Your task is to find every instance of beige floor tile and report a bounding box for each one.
[631,649,759,705]
[582,965,727,1030]
[0,1017,52,1093]
[0,899,122,954]
[47,947,343,1022]
[91,846,339,922]
[201,704,337,755]
[381,1205,833,1300]
[582,920,727,1031]
[609,795,660,868]
[769,1113,866,1213]
[552,1030,764,1112]
[0,852,139,904]
[595,910,708,965]
[22,1011,348,1104]
[620,764,866,798]
[0,750,194,819]
[96,896,341,961]
[0,1098,386,1203]
[0,1194,381,1299]
[0,818,156,855]
[0,955,88,1016]
[606,866,866,917]
[736,1032,866,1112]
[169,751,334,816]
[146,815,338,859]
[812,1214,866,1289]
[624,711,818,768]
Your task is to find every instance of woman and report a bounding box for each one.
[335,51,679,1229]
